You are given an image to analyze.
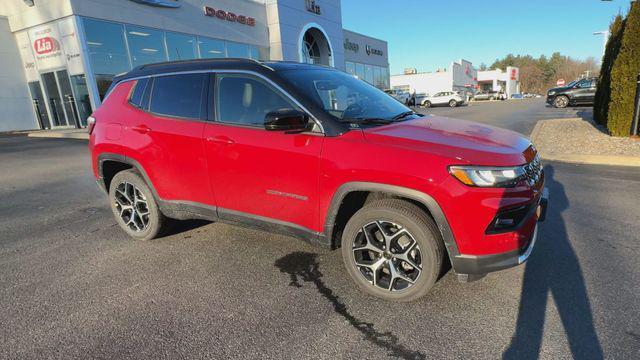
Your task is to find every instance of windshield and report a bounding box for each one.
[564,80,579,88]
[278,69,414,123]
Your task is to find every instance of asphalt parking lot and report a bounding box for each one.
[1,99,639,359]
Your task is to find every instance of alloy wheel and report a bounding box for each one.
[113,181,150,232]
[554,96,568,108]
[352,220,422,292]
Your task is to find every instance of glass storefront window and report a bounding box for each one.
[227,41,250,58]
[198,37,226,58]
[373,66,382,88]
[346,61,355,76]
[69,74,92,127]
[355,63,365,80]
[364,64,373,84]
[126,25,167,68]
[249,46,259,60]
[83,18,130,76]
[166,31,197,61]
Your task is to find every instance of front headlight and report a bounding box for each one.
[449,165,526,187]
[548,91,556,96]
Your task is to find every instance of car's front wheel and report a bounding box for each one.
[449,100,458,107]
[341,199,445,302]
[109,169,168,241]
[422,100,431,108]
[553,95,569,108]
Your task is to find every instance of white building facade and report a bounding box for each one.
[390,59,477,98]
[391,60,522,99]
[477,67,520,97]
[0,0,389,132]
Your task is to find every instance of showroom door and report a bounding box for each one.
[41,70,80,127]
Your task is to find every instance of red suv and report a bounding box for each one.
[89,59,547,301]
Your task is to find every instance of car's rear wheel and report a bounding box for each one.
[449,100,457,107]
[554,95,569,108]
[423,100,431,108]
[341,199,444,302]
[109,170,168,241]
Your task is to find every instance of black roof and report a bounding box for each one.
[112,58,332,84]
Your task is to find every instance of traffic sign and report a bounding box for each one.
[557,79,566,87]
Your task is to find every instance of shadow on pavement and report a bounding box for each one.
[275,252,426,360]
[503,166,603,359]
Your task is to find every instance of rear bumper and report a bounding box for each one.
[451,188,548,275]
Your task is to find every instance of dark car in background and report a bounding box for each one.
[546,77,598,108]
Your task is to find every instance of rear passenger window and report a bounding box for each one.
[149,74,207,119]
[129,78,148,108]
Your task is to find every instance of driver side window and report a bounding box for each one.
[216,74,299,127]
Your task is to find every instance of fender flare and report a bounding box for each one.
[323,182,460,258]
[97,153,160,200]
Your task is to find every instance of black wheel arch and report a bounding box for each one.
[324,182,460,260]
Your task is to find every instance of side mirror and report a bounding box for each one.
[264,108,310,133]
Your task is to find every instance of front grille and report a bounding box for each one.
[523,155,543,187]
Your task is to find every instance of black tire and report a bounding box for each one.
[423,100,431,108]
[448,100,457,107]
[341,199,445,302]
[553,95,569,108]
[109,169,168,241]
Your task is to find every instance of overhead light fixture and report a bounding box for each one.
[129,31,150,37]
[141,48,158,52]
[23,0,35,6]
[208,50,222,54]
[87,41,103,46]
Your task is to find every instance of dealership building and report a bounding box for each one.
[390,60,520,99]
[0,0,389,132]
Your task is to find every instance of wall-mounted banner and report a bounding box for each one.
[58,18,83,76]
[28,24,64,71]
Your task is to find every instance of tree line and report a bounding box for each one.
[594,2,639,136]
[480,53,599,95]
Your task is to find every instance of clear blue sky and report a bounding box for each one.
[341,0,631,75]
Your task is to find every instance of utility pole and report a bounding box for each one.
[593,30,610,59]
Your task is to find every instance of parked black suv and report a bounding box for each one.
[546,78,597,108]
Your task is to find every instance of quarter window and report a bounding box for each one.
[129,78,149,108]
[216,74,299,127]
[149,74,207,119]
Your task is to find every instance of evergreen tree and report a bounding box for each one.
[608,2,640,136]
[594,14,625,126]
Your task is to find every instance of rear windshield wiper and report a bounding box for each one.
[391,111,416,121]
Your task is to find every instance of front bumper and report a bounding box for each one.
[451,188,548,276]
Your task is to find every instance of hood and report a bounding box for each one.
[362,116,535,166]
[547,86,569,93]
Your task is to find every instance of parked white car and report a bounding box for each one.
[384,89,410,105]
[421,91,465,108]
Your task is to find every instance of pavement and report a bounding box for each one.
[2,99,640,359]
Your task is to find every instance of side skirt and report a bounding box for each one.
[158,200,330,248]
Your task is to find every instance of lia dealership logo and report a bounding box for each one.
[34,37,59,55]
[129,0,180,8]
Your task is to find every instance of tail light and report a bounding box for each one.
[87,115,96,134]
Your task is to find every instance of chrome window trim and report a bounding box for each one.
[116,69,325,134]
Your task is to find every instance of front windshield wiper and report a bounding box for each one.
[391,111,416,121]
[342,117,394,125]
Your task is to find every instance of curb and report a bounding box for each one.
[27,131,89,140]
[531,119,640,167]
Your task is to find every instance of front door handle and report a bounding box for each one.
[131,125,151,134]
[206,136,235,145]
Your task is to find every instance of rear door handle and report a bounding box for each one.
[206,136,235,145]
[131,125,151,134]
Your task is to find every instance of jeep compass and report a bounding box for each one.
[89,59,547,301]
